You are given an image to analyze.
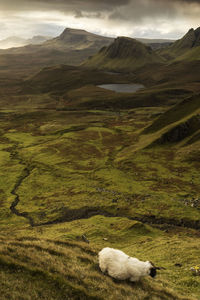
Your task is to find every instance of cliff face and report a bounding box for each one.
[173,27,200,50]
[159,27,200,60]
[157,115,200,144]
[193,27,200,47]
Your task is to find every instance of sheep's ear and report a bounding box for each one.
[149,261,156,268]
[149,261,166,270]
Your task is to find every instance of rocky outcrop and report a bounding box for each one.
[193,27,200,47]
[103,37,154,59]
[156,114,200,144]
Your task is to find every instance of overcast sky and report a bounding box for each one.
[0,0,200,40]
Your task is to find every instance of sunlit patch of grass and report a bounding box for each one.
[5,132,53,147]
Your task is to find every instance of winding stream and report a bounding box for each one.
[9,146,35,227]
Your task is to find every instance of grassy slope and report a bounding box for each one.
[83,51,162,72]
[21,65,196,111]
[22,65,130,95]
[144,94,200,134]
[174,46,200,62]
[157,44,200,64]
[0,235,196,300]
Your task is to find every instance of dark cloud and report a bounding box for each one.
[0,0,199,12]
[0,0,199,40]
[0,0,199,20]
[0,0,130,12]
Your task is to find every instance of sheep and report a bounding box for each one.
[98,247,159,282]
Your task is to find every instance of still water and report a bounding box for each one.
[98,83,145,93]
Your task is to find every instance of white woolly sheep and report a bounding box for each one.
[98,247,159,282]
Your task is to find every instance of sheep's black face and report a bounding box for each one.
[150,267,157,278]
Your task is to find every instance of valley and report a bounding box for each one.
[0,26,200,300]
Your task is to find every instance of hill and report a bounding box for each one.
[0,28,113,77]
[158,27,200,60]
[22,64,190,111]
[140,93,200,150]
[144,94,200,134]
[43,28,113,51]
[22,64,129,95]
[0,30,176,78]
[83,36,164,72]
[0,36,27,49]
[82,28,200,86]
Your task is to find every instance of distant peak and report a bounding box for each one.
[116,36,134,40]
[115,36,143,44]
[186,27,200,35]
[61,28,87,34]
[113,36,150,49]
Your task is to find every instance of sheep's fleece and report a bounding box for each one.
[98,247,156,282]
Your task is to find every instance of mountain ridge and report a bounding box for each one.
[158,27,200,60]
[0,35,52,49]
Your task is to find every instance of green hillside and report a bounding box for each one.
[174,46,200,62]
[22,64,128,95]
[83,37,164,72]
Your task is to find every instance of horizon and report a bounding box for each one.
[1,25,199,43]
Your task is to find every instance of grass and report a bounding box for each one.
[0,234,198,300]
[0,64,200,299]
[1,106,200,227]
